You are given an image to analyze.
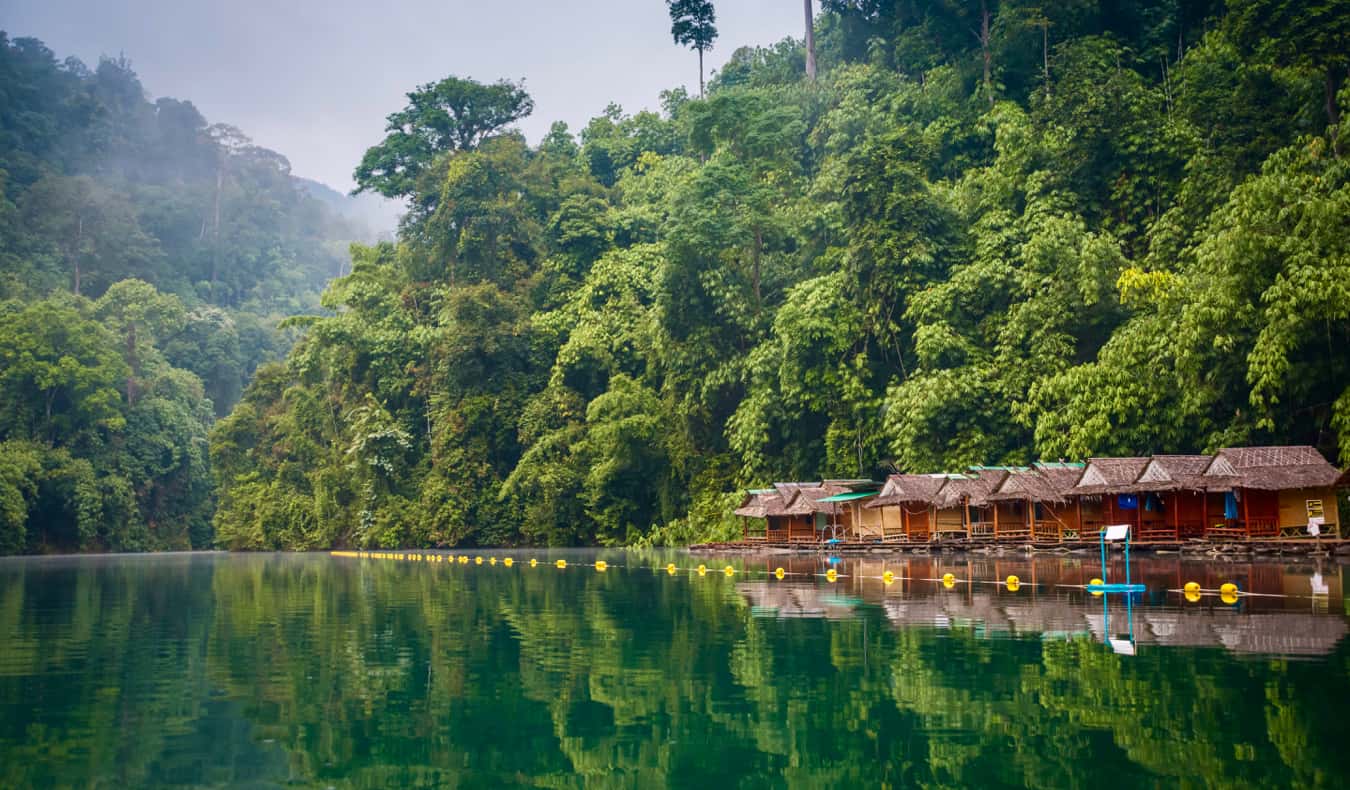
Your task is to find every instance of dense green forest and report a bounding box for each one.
[211,0,1350,549]
[0,33,377,552]
[4,0,1349,553]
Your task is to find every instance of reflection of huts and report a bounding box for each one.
[1202,447,1344,539]
[879,590,1348,657]
[737,582,859,619]
[863,474,950,541]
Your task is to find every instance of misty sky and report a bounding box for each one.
[4,0,804,192]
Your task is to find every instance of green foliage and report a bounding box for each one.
[353,75,534,199]
[0,287,213,552]
[0,34,371,553]
[209,2,1350,549]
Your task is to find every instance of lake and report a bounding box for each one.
[1,550,1347,787]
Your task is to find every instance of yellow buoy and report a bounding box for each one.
[882,570,896,585]
[774,567,785,580]
[666,563,677,575]
[503,557,514,567]
[489,557,497,565]
[475,556,483,565]
[530,558,538,567]
[1006,575,1020,592]
[459,555,468,564]
[1089,577,1104,596]
[941,572,955,588]
[723,565,735,576]
[1220,590,1239,605]
[1183,581,1200,595]
[1184,589,1202,603]
[697,564,708,576]
[595,560,608,572]
[825,568,838,583]
[556,559,567,569]
[1219,582,1238,596]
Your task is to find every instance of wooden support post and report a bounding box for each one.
[993,503,1000,538]
[1241,488,1250,539]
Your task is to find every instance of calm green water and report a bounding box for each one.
[1,550,1348,788]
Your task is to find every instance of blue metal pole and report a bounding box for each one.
[1124,529,1131,590]
[1099,529,1108,584]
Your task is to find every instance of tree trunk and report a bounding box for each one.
[1326,68,1343,156]
[125,323,137,406]
[752,227,763,312]
[980,0,992,107]
[1042,23,1052,99]
[698,48,705,97]
[211,163,223,288]
[72,213,83,296]
[804,0,817,81]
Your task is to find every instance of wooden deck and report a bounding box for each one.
[697,536,1350,556]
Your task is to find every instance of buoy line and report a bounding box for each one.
[326,552,1060,591]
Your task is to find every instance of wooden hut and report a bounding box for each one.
[733,489,778,541]
[1032,463,1086,540]
[1115,455,1218,541]
[1201,446,1345,539]
[773,483,826,542]
[985,464,1083,542]
[940,469,1009,539]
[863,474,949,542]
[779,480,880,542]
[1071,457,1151,536]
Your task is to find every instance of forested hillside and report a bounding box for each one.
[211,0,1350,550]
[0,34,374,552]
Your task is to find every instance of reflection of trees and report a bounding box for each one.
[1,555,1348,786]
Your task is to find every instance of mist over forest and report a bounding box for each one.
[1,0,1348,554]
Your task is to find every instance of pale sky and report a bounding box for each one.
[3,0,804,192]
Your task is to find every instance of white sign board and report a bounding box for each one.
[1104,524,1130,541]
[1307,516,1325,536]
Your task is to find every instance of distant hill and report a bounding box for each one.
[295,177,401,240]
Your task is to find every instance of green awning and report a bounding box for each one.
[814,491,878,503]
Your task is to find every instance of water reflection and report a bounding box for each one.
[0,551,1347,787]
[731,554,1348,657]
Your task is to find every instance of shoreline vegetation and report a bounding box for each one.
[4,2,1350,556]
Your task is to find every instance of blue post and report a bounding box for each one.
[1124,528,1131,591]
[1099,529,1108,584]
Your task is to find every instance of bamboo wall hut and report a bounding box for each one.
[730,446,1345,546]
[1115,455,1219,541]
[863,475,949,542]
[939,469,1008,538]
[1202,446,1344,538]
[985,464,1083,541]
[1071,457,1151,535]
[733,489,778,541]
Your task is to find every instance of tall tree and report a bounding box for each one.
[804,0,818,80]
[353,76,534,199]
[666,0,719,97]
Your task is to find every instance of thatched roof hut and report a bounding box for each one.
[1072,457,1150,495]
[865,474,949,509]
[1122,454,1221,492]
[733,489,779,518]
[1205,446,1344,490]
[987,463,1083,503]
[935,469,1008,508]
